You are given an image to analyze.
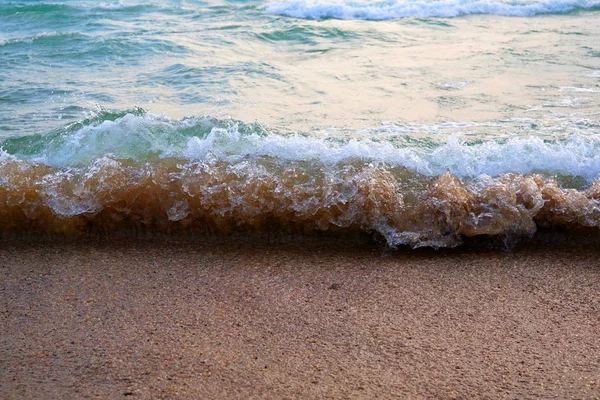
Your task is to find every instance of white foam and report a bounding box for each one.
[95,2,150,10]
[0,148,16,162]
[542,97,589,108]
[182,122,600,181]
[264,0,600,20]
[183,126,430,172]
[425,134,600,180]
[10,113,600,182]
[559,86,600,93]
[438,81,468,90]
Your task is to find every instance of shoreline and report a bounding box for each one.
[1,238,599,398]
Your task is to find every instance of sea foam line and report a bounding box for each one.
[4,113,600,181]
[264,0,600,20]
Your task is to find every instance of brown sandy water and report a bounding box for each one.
[4,156,600,249]
[0,238,599,398]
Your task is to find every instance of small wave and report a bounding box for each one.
[1,156,600,247]
[559,86,600,93]
[542,97,590,108]
[0,3,74,15]
[0,32,86,47]
[264,0,600,20]
[2,112,600,247]
[3,112,600,181]
[0,1,166,17]
[94,2,156,11]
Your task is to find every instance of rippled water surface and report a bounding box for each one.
[2,0,599,134]
[1,0,600,246]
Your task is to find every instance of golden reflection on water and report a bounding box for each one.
[145,15,600,132]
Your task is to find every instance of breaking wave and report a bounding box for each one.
[2,111,600,247]
[264,0,600,20]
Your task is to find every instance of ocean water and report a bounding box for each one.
[0,0,599,247]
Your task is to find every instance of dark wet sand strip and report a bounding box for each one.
[1,239,599,398]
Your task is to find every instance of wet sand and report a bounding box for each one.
[0,238,599,399]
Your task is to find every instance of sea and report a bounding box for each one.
[0,0,599,247]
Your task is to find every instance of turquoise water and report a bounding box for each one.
[1,0,600,246]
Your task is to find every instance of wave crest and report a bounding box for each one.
[2,156,600,247]
[3,112,600,246]
[264,0,600,20]
[3,112,600,181]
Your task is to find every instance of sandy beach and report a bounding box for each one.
[1,237,599,399]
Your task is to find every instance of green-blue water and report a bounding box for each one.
[1,0,600,246]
